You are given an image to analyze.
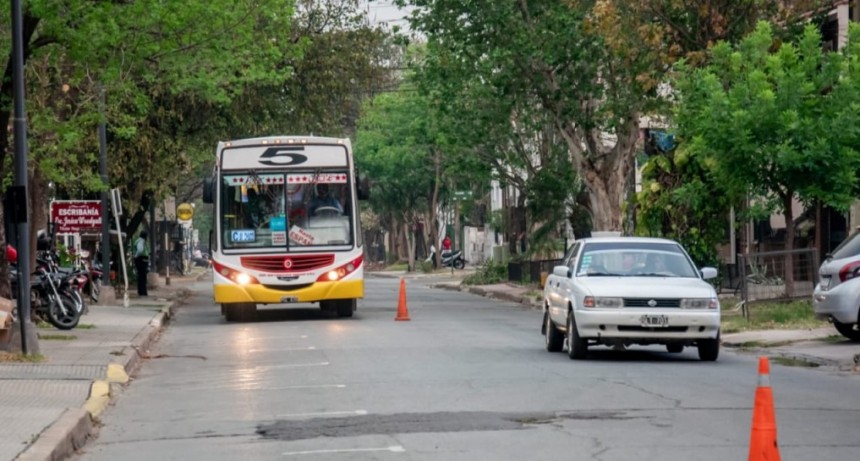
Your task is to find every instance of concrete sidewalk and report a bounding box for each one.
[426,278,860,371]
[0,269,207,461]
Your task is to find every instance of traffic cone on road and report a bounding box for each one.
[749,356,781,461]
[395,278,411,321]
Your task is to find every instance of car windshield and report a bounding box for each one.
[576,241,698,278]
[220,171,353,250]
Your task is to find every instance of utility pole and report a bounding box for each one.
[98,83,116,304]
[11,0,39,354]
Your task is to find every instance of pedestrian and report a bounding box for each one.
[133,231,149,297]
[442,235,452,252]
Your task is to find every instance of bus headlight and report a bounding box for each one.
[212,260,259,286]
[317,255,364,282]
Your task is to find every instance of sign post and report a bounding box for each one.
[110,189,129,307]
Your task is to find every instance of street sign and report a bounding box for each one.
[177,203,194,221]
[50,200,101,234]
[453,190,473,200]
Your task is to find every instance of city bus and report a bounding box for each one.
[202,136,368,321]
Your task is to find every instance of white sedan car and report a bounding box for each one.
[542,237,721,361]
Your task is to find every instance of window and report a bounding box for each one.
[220,171,354,250]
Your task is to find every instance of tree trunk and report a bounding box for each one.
[29,169,49,269]
[582,167,627,232]
[559,121,639,234]
[782,193,796,297]
[404,221,415,272]
[396,220,407,262]
[431,149,441,269]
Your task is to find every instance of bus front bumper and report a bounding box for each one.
[214,279,364,304]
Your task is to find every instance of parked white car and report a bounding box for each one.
[542,237,721,361]
[813,232,860,341]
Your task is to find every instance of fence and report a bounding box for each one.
[736,248,819,318]
[508,259,562,286]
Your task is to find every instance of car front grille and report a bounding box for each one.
[623,298,681,308]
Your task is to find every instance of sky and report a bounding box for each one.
[360,0,414,31]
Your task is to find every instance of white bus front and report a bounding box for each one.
[205,137,364,320]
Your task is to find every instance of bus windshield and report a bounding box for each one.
[220,171,353,250]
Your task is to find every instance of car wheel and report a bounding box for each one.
[666,343,684,353]
[697,332,720,362]
[833,321,860,342]
[566,311,587,360]
[544,311,564,352]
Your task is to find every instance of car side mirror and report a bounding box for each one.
[202,177,215,204]
[553,265,571,278]
[700,267,718,280]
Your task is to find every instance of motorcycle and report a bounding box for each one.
[427,245,466,270]
[9,265,82,330]
[36,253,88,316]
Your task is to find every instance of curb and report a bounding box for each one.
[15,408,92,461]
[432,283,543,310]
[15,303,174,461]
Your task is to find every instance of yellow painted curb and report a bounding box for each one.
[107,363,129,384]
[84,380,111,418]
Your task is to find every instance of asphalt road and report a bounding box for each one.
[76,277,860,460]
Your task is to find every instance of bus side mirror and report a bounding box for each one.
[357,175,370,201]
[202,177,214,204]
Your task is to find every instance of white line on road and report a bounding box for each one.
[248,346,317,353]
[278,410,368,418]
[283,446,405,456]
[271,384,346,390]
[237,362,330,371]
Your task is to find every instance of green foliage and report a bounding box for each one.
[356,85,435,220]
[721,300,827,333]
[635,143,731,267]
[675,22,860,219]
[462,259,507,286]
[397,0,656,231]
[418,260,434,273]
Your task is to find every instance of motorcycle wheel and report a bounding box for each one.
[453,258,465,270]
[47,294,81,330]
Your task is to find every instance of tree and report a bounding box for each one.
[674,22,860,292]
[398,0,658,232]
[356,85,437,270]
[0,1,297,298]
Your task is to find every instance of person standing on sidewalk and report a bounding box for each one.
[133,231,149,297]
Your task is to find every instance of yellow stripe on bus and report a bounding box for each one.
[214,280,364,304]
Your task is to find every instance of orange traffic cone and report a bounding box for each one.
[395,278,411,321]
[749,356,781,461]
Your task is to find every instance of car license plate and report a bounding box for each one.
[640,314,669,328]
[820,276,831,290]
[280,296,298,303]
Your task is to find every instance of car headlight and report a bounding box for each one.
[681,298,719,309]
[583,296,623,308]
